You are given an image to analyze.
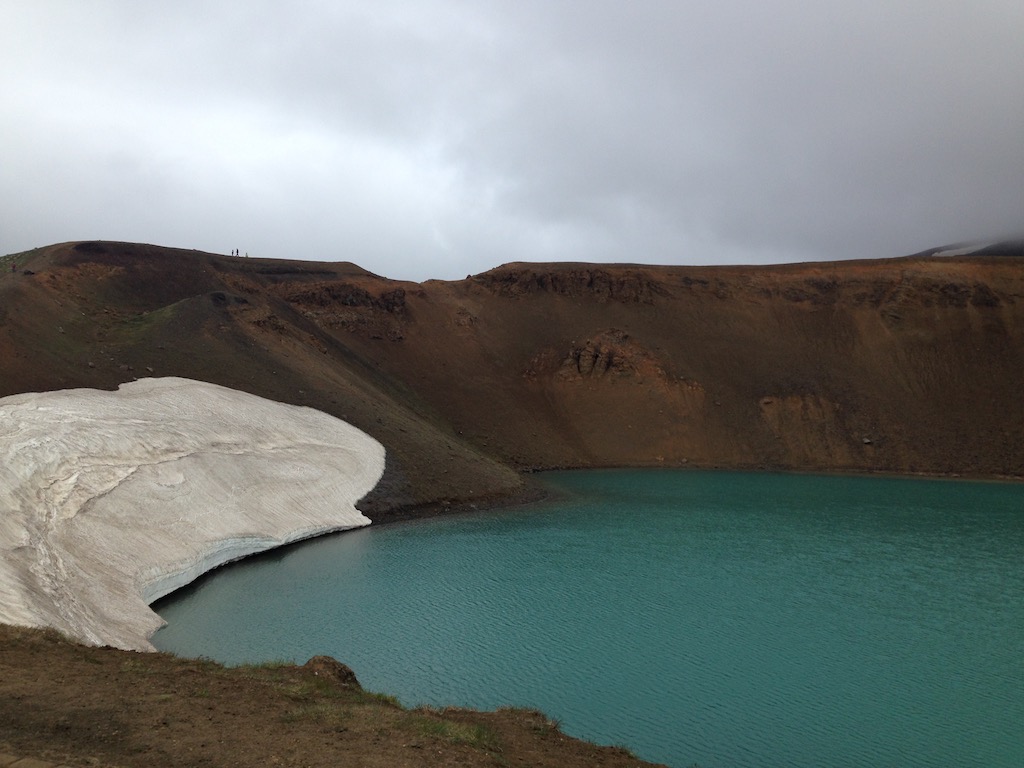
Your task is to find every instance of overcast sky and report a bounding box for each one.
[2,1,1022,281]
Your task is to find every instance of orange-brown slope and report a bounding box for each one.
[280,255,1024,480]
[2,241,1023,520]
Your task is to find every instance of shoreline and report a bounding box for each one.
[154,459,1021,624]
[367,460,1024,528]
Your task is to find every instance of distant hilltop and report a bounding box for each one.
[2,238,1024,515]
[911,238,1024,258]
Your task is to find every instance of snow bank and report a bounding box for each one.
[0,378,385,651]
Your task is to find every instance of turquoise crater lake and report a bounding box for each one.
[153,470,1024,767]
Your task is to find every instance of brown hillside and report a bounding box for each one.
[3,240,1024,519]
[2,239,1023,767]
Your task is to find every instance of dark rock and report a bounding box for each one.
[304,656,361,689]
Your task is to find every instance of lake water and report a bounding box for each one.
[153,470,1024,767]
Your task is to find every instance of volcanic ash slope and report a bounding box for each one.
[0,377,385,651]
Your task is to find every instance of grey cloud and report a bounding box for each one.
[2,1,1021,280]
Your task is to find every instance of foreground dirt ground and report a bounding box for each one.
[0,624,662,768]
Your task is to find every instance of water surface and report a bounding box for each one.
[154,470,1024,767]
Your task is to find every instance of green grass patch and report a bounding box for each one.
[358,690,403,708]
[119,301,184,338]
[412,710,501,752]
[236,659,295,670]
[1,248,39,267]
[232,659,296,682]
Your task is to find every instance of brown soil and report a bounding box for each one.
[3,240,1023,516]
[0,624,662,767]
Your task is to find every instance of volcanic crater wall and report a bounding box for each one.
[2,242,1023,516]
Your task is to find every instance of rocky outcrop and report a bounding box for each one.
[279,280,409,340]
[524,330,670,383]
[280,281,407,313]
[304,655,362,689]
[474,264,668,303]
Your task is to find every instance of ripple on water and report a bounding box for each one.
[154,470,1024,768]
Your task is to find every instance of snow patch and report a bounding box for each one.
[930,241,994,258]
[0,378,385,651]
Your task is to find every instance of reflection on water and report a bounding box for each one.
[154,470,1024,768]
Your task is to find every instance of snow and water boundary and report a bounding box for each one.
[0,377,385,651]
